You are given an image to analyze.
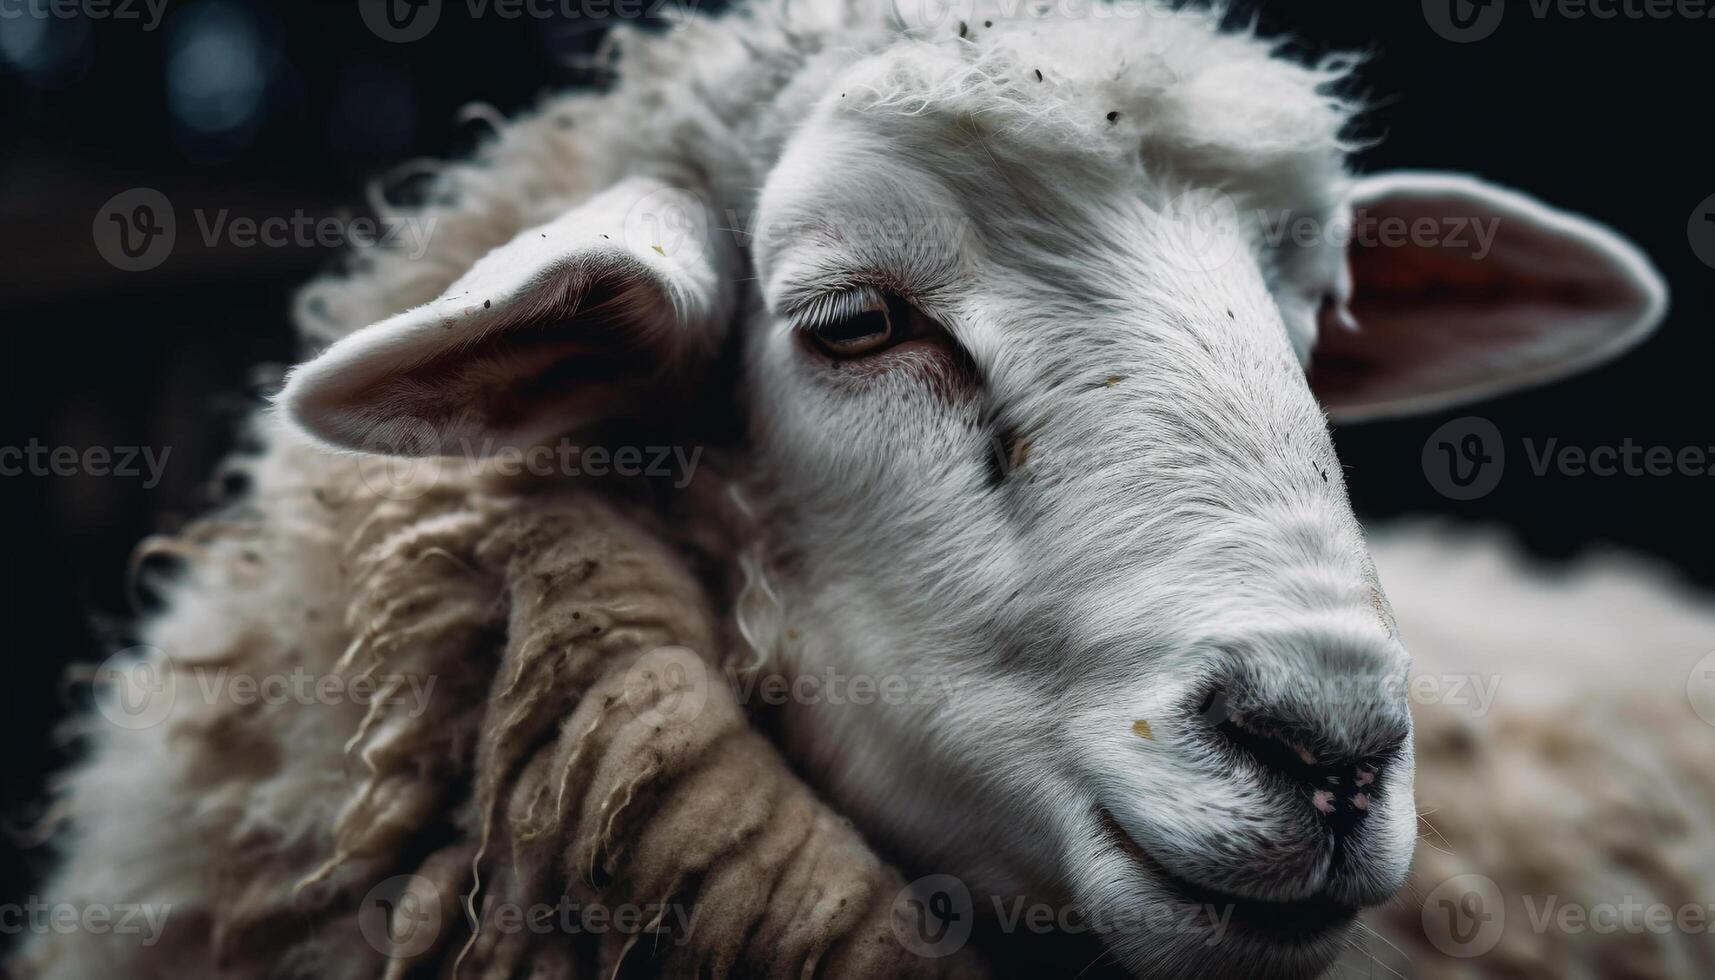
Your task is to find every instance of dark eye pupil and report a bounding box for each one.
[817,309,890,344]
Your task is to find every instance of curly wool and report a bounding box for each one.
[18,425,986,979]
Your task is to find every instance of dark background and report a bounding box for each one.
[1,0,1710,907]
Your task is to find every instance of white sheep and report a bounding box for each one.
[19,1,1707,978]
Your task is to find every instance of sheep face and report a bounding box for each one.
[282,9,1666,977]
[741,49,1419,980]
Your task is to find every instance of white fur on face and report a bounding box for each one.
[742,24,1414,976]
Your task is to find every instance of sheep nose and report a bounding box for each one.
[1196,684,1407,841]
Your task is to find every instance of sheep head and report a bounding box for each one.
[279,3,1666,975]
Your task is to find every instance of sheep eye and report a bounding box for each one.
[807,299,895,357]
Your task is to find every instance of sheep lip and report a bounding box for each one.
[1093,807,1358,943]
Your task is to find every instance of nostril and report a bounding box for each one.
[1196,687,1394,838]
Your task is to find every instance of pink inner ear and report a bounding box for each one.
[1309,181,1665,422]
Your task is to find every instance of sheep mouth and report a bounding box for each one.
[1093,807,1357,944]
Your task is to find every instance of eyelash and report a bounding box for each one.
[790,285,891,333]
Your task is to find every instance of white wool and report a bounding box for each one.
[1349,526,1715,979]
[294,0,1357,356]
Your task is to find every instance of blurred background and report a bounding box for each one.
[0,0,1709,909]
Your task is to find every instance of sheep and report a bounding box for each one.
[16,1,1703,977]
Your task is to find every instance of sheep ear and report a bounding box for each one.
[1309,172,1666,423]
[281,176,736,455]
